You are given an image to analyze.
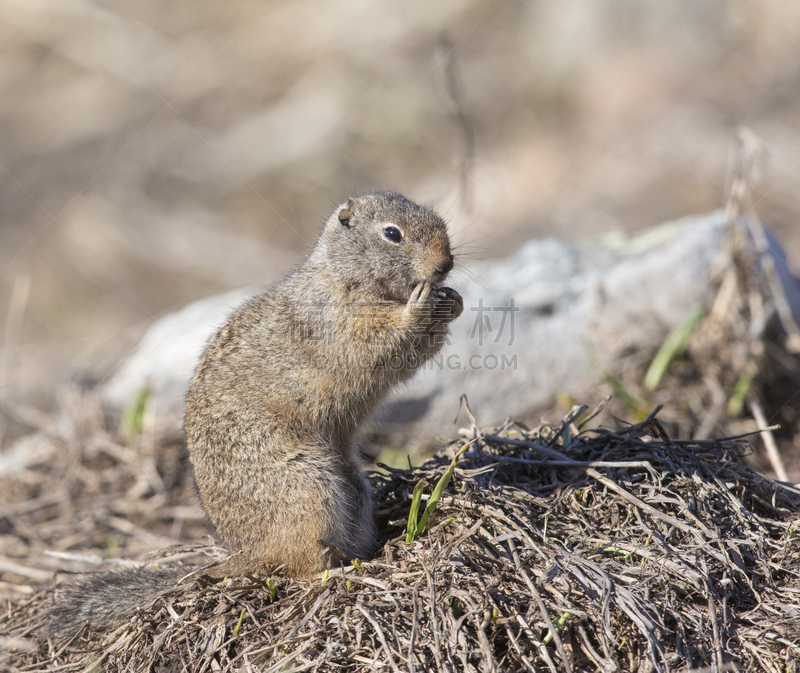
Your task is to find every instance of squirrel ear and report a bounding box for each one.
[338,199,356,227]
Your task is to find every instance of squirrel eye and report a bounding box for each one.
[383,226,403,243]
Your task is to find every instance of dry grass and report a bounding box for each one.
[2,403,800,672]
[3,202,800,671]
[3,138,800,671]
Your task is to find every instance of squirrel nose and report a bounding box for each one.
[435,255,454,276]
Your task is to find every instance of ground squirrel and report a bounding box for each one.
[50,192,462,634]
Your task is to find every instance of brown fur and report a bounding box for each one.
[49,192,462,636]
[186,191,462,575]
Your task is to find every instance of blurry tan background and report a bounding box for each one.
[2,0,800,414]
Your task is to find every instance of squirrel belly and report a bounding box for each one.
[48,192,463,637]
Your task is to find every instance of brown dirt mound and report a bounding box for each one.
[3,406,799,672]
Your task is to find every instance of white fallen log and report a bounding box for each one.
[97,210,800,439]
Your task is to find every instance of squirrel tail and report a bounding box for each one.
[49,566,186,639]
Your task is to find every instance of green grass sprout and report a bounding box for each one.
[123,384,151,439]
[406,440,474,543]
[405,481,426,543]
[266,577,278,602]
[233,608,246,637]
[543,612,572,645]
[604,545,634,561]
[603,373,649,420]
[444,595,463,618]
[645,303,705,391]
[727,367,755,417]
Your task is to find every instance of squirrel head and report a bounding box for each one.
[312,192,455,302]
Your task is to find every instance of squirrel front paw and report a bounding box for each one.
[432,286,463,323]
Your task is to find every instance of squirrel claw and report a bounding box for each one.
[406,281,434,319]
[408,281,432,304]
[433,286,463,322]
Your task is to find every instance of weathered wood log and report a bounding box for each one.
[99,210,800,438]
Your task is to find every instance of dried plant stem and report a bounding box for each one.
[749,399,789,482]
